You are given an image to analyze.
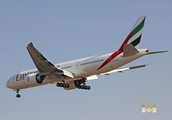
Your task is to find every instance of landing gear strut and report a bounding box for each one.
[16,89,21,98]
[56,75,70,88]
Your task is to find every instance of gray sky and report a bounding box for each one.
[1,0,172,120]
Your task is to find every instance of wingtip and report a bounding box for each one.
[159,50,169,52]
[145,63,154,66]
[139,15,146,18]
[164,50,169,52]
[147,50,169,55]
[27,42,33,47]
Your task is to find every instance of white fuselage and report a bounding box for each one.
[6,49,148,90]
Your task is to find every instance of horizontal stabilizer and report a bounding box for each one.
[146,50,168,55]
[100,63,151,75]
[123,44,139,57]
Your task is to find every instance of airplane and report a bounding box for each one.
[6,16,168,98]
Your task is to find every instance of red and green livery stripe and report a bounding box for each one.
[118,16,145,52]
[97,16,146,70]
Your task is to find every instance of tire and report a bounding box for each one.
[56,83,60,87]
[66,84,69,88]
[81,86,84,89]
[59,83,63,87]
[87,86,91,90]
[16,94,21,98]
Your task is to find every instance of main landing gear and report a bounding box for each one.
[16,89,21,98]
[75,79,91,90]
[56,82,69,88]
[56,75,70,88]
[77,85,91,90]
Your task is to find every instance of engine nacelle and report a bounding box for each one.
[35,74,46,84]
[24,73,46,86]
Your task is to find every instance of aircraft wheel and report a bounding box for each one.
[81,86,84,89]
[16,94,21,98]
[61,83,65,88]
[87,86,91,90]
[56,83,60,87]
[84,86,88,89]
[59,83,63,87]
[66,83,69,88]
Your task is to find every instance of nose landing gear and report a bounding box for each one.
[16,89,21,98]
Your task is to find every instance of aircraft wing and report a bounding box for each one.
[27,42,74,78]
[100,64,151,75]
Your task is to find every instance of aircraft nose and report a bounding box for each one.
[6,81,11,88]
[6,76,15,89]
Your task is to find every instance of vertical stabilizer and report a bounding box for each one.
[118,16,146,52]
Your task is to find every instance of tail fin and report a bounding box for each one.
[118,16,146,52]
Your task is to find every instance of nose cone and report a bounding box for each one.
[6,81,11,88]
[6,76,15,89]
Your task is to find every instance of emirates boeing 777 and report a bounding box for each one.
[6,16,168,98]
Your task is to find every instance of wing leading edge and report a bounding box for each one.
[27,42,74,78]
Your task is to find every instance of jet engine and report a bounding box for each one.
[24,73,46,86]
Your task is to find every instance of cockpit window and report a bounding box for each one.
[7,76,14,83]
[7,79,11,84]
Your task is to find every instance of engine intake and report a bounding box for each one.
[36,74,46,84]
[24,73,46,86]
